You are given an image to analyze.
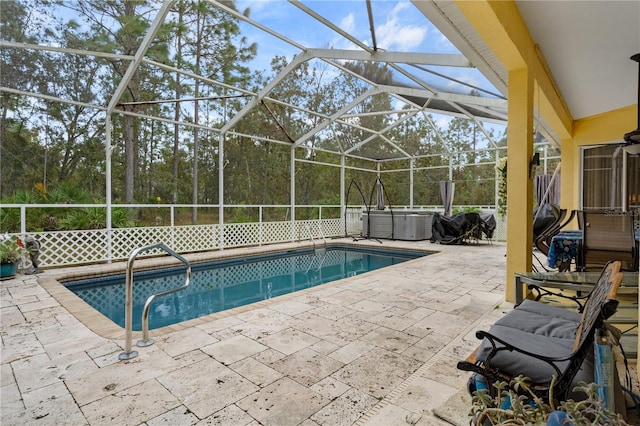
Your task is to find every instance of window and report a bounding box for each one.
[581,143,640,210]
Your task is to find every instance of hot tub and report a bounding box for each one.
[361,210,435,241]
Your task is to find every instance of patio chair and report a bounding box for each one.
[534,209,567,257]
[546,210,576,246]
[458,261,624,405]
[533,209,576,271]
[533,211,563,272]
[577,210,638,271]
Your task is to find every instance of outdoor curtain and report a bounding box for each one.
[534,174,561,207]
[439,180,455,216]
[375,179,385,210]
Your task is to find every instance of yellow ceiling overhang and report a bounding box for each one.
[453,0,573,141]
[573,105,637,146]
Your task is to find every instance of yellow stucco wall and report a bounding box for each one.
[455,0,639,381]
[573,105,636,146]
[454,0,572,302]
[455,0,636,297]
[455,0,573,139]
[505,68,534,299]
[565,105,637,209]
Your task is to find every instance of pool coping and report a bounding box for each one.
[37,239,440,342]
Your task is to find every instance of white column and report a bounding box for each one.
[218,133,225,250]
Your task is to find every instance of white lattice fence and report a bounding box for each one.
[261,221,295,244]
[16,218,350,268]
[110,227,174,259]
[223,222,262,248]
[321,218,345,238]
[296,220,319,241]
[493,216,507,241]
[29,229,109,266]
[172,225,219,252]
[344,209,362,235]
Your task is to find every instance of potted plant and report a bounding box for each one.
[0,233,24,279]
[470,375,630,425]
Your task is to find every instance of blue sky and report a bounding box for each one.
[236,0,457,53]
[51,0,495,98]
[234,1,497,96]
[232,1,503,134]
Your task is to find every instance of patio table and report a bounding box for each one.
[514,270,638,304]
[547,230,583,271]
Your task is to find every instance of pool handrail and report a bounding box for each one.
[303,221,328,251]
[118,242,191,361]
[316,220,328,248]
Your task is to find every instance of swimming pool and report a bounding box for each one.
[65,245,426,331]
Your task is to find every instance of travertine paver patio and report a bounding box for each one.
[1,239,512,425]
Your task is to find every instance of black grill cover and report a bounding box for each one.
[431,212,496,244]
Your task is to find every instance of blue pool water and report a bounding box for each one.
[65,245,426,330]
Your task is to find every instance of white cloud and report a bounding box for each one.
[382,24,427,51]
[236,1,278,20]
[375,9,427,52]
[327,12,360,49]
[392,1,411,15]
[340,13,356,33]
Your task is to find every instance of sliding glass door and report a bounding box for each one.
[581,143,640,211]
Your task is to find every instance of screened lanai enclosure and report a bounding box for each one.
[1,0,564,267]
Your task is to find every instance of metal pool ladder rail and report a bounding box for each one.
[119,243,191,361]
[303,221,328,251]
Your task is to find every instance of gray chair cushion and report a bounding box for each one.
[517,299,582,322]
[493,308,579,339]
[476,299,594,398]
[476,324,574,382]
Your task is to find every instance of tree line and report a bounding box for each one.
[1,0,514,229]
